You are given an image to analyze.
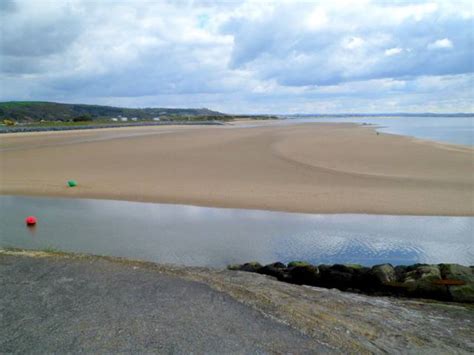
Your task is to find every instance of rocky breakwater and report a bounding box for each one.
[228,262,474,303]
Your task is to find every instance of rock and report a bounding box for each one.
[404,263,429,272]
[241,262,263,273]
[287,261,310,267]
[439,264,474,282]
[318,265,357,290]
[258,262,287,280]
[227,264,241,271]
[351,267,372,291]
[448,284,474,303]
[402,265,449,300]
[403,265,441,283]
[318,264,331,273]
[439,264,474,303]
[229,262,262,273]
[370,264,396,285]
[287,264,320,286]
[272,262,287,269]
[330,264,357,274]
[344,264,365,269]
[227,261,474,303]
[394,265,408,280]
[326,271,354,290]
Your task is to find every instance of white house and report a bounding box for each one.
[120,117,128,122]
[111,118,118,122]
[153,117,161,121]
[131,117,138,121]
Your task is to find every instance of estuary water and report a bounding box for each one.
[285,115,474,146]
[1,196,472,267]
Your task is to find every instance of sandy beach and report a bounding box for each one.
[1,122,473,215]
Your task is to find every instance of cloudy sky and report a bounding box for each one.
[0,0,472,113]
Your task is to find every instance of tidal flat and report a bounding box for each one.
[1,122,473,215]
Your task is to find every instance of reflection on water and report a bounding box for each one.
[0,196,472,267]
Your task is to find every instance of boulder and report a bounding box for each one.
[227,261,474,303]
[439,264,474,282]
[439,264,474,303]
[448,284,474,303]
[227,264,241,270]
[287,264,320,286]
[258,262,287,280]
[370,264,396,285]
[318,264,331,274]
[229,262,262,273]
[404,263,429,272]
[318,264,357,290]
[287,261,311,267]
[403,265,441,282]
[330,264,357,274]
[401,265,449,300]
[350,267,372,291]
[394,265,408,280]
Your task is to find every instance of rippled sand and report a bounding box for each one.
[1,122,473,215]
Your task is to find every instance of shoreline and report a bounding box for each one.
[0,120,227,134]
[1,122,473,216]
[229,260,474,303]
[3,119,472,151]
[1,249,473,353]
[3,248,473,304]
[3,192,474,217]
[369,124,473,153]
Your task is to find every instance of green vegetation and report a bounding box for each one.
[40,246,63,254]
[3,119,15,126]
[287,261,311,267]
[27,120,111,127]
[72,114,93,122]
[0,101,227,122]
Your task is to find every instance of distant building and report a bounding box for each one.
[153,117,161,121]
[111,118,118,122]
[131,117,138,121]
[120,117,128,122]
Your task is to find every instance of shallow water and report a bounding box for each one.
[1,196,472,267]
[286,116,474,146]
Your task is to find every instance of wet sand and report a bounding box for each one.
[1,122,473,215]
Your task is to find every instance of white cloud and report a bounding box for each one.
[427,38,454,50]
[0,0,472,113]
[384,47,403,56]
[343,37,365,50]
[305,7,329,31]
[389,3,438,23]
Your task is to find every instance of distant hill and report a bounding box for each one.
[0,101,226,122]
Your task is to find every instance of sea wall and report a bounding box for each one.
[229,261,474,303]
[0,121,225,134]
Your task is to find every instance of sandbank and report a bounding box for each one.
[1,122,473,215]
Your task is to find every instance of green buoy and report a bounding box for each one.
[67,180,78,187]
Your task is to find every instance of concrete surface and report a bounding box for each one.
[0,254,326,353]
[1,251,473,354]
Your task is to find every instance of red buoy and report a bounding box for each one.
[25,216,37,226]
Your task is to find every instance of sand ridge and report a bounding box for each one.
[1,122,473,215]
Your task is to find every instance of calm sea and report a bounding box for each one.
[1,196,472,267]
[286,116,474,146]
